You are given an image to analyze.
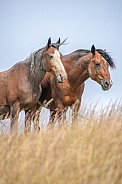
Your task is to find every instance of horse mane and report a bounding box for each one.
[96,49,116,69]
[24,44,60,73]
[66,49,90,61]
[25,44,59,63]
[72,49,116,69]
[25,47,44,63]
[73,49,90,56]
[24,47,45,75]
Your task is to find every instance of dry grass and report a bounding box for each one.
[0,100,122,184]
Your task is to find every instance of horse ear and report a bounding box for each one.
[47,37,51,48]
[91,45,96,55]
[56,38,61,45]
[55,38,61,50]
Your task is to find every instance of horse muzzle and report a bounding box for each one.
[101,79,113,91]
[56,71,67,83]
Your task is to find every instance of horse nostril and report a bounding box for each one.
[104,80,109,87]
[57,72,67,83]
[58,73,63,82]
[101,79,111,90]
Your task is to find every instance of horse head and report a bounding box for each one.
[88,45,115,90]
[42,38,67,83]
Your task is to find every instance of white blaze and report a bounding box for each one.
[51,50,65,72]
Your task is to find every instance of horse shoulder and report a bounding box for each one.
[6,62,32,102]
[0,71,10,105]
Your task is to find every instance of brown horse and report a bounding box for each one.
[0,38,67,131]
[35,44,115,126]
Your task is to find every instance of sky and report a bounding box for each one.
[0,0,122,110]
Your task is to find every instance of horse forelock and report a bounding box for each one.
[51,43,59,49]
[96,49,116,69]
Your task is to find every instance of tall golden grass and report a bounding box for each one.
[0,100,122,184]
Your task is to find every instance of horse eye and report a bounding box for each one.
[49,55,53,59]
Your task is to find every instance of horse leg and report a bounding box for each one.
[25,109,35,132]
[25,105,41,133]
[48,110,57,125]
[25,109,32,132]
[10,101,20,133]
[48,107,67,127]
[71,99,81,124]
[33,105,42,131]
[58,107,68,124]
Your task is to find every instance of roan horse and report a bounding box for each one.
[0,38,67,131]
[35,43,115,126]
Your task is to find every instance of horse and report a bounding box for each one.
[34,44,115,127]
[0,38,67,131]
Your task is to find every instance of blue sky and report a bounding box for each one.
[0,0,122,109]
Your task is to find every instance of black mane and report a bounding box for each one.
[96,49,116,69]
[51,43,59,49]
[73,49,116,69]
[74,49,90,55]
[71,49,90,60]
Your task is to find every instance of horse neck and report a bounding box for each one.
[29,49,46,87]
[63,52,92,89]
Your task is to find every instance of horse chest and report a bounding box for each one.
[63,94,77,106]
[57,86,77,106]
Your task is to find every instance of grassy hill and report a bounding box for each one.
[0,100,122,184]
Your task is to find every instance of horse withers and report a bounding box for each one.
[0,38,67,132]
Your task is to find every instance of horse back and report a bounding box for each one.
[0,62,31,105]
